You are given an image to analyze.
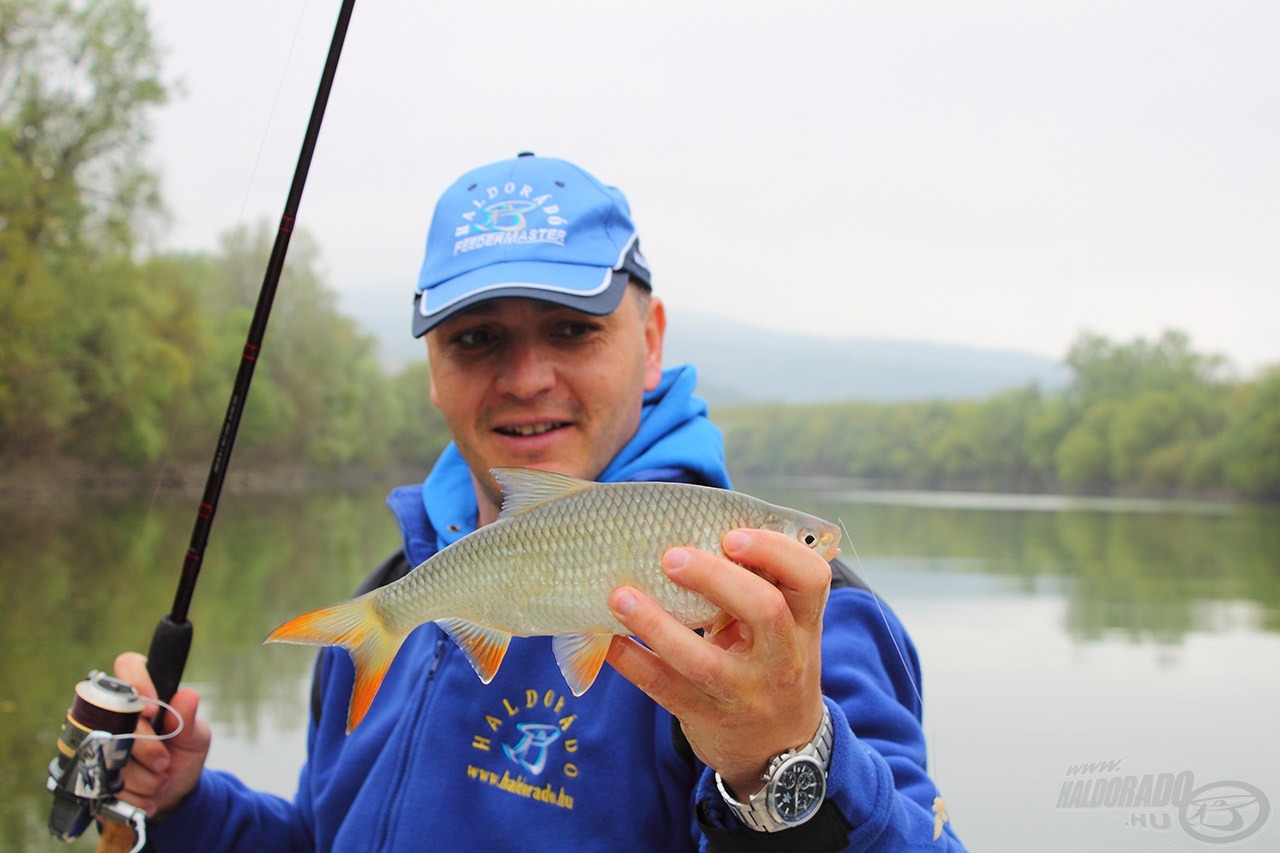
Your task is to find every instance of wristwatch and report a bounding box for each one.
[715,705,834,832]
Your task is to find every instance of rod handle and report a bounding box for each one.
[146,615,193,732]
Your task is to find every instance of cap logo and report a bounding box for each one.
[453,183,569,256]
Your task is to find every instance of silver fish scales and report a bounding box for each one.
[267,466,841,733]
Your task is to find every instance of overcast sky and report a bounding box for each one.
[143,0,1278,372]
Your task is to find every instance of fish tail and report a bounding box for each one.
[265,593,406,733]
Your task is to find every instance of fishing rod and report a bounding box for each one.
[46,0,358,847]
[149,0,357,719]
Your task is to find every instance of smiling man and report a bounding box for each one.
[115,154,966,851]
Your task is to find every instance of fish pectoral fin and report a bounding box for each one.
[491,467,596,519]
[438,619,512,683]
[707,610,737,639]
[552,633,614,697]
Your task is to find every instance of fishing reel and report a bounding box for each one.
[46,671,152,852]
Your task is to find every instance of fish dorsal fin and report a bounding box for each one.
[492,467,596,520]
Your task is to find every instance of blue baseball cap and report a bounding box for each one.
[412,153,651,337]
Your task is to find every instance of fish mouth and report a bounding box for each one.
[493,421,572,438]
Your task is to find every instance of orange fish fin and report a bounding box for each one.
[491,467,596,519]
[707,610,737,639]
[265,594,405,734]
[437,618,512,683]
[552,632,614,696]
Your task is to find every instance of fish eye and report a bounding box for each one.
[801,529,818,548]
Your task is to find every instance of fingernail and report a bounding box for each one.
[665,547,691,571]
[613,589,636,617]
[155,754,169,772]
[724,530,749,552]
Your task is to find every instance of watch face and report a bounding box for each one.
[769,755,826,824]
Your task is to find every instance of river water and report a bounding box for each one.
[2,480,1277,851]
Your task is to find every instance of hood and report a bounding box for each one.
[418,364,730,550]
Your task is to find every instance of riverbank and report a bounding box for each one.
[0,457,428,506]
[738,473,1252,506]
[1,457,1263,508]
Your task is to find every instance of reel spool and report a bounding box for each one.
[47,671,148,851]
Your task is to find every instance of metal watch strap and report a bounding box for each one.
[715,704,834,832]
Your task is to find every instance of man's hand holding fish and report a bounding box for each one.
[608,527,832,800]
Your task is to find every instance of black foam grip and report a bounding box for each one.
[146,615,193,705]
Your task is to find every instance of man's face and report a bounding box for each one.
[426,286,665,524]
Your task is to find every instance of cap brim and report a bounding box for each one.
[413,263,631,337]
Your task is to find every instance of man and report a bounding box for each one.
[115,153,965,850]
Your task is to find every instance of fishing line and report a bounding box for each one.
[837,520,930,746]
[231,0,315,232]
[838,517,950,837]
[133,695,186,742]
[147,0,314,517]
[69,695,187,749]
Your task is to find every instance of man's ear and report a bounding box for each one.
[643,296,666,392]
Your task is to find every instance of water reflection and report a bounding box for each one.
[760,484,1280,643]
[1,482,1277,851]
[0,484,403,852]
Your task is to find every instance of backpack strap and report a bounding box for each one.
[829,555,869,593]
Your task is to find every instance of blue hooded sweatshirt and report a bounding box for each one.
[152,366,965,851]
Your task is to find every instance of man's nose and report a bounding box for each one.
[495,340,556,399]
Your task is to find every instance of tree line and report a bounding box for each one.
[717,330,1280,501]
[3,1,1277,500]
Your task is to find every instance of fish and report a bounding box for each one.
[265,466,842,733]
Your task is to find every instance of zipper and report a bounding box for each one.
[373,629,449,848]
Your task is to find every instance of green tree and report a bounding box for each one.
[1107,391,1191,486]
[386,361,451,468]
[1025,396,1073,476]
[0,0,169,456]
[927,386,1044,488]
[1061,330,1233,491]
[202,223,397,468]
[1055,401,1119,488]
[1065,329,1229,410]
[1220,369,1280,500]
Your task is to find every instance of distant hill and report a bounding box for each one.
[342,294,1070,406]
[665,312,1071,405]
